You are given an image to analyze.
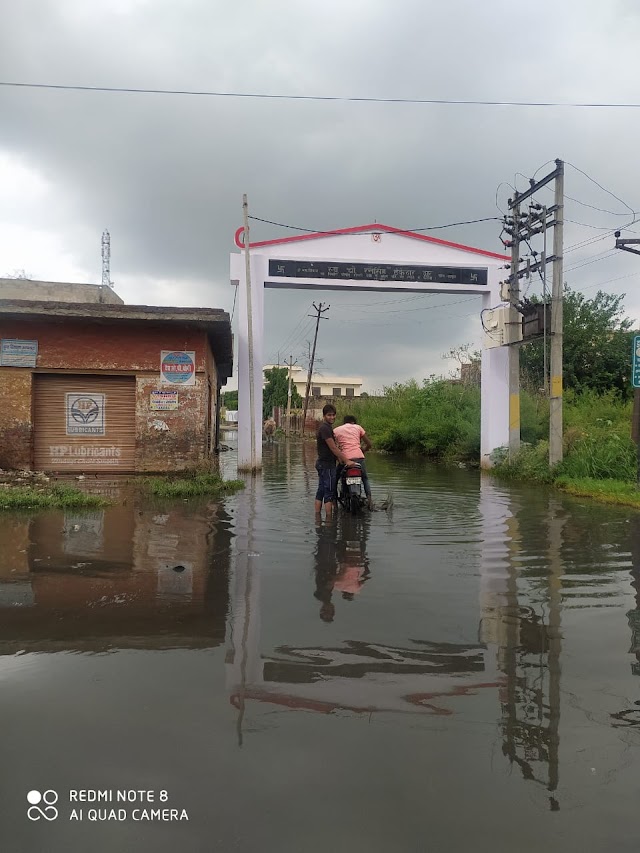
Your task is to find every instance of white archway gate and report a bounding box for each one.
[230,223,510,471]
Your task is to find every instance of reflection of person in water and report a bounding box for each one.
[313,522,338,622]
[312,515,371,620]
[335,518,371,601]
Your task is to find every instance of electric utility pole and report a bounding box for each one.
[549,161,565,466]
[507,198,522,459]
[242,194,257,470]
[506,159,564,466]
[302,302,329,434]
[285,355,296,437]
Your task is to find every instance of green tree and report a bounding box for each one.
[221,390,238,409]
[520,287,635,398]
[263,367,302,419]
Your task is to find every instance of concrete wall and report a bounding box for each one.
[0,318,216,472]
[0,369,32,469]
[0,279,124,305]
[135,375,209,472]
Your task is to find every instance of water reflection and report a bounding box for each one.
[4,447,640,846]
[313,514,372,622]
[0,489,233,652]
[610,513,640,727]
[479,480,562,810]
[227,470,500,718]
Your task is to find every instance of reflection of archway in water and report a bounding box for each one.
[227,485,501,720]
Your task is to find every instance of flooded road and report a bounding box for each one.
[2,440,640,852]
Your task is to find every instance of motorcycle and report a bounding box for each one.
[337,461,368,514]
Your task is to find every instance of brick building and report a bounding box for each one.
[0,298,232,473]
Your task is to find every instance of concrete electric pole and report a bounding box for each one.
[508,199,522,459]
[506,159,564,467]
[285,355,296,437]
[242,194,257,470]
[101,230,112,288]
[302,302,329,434]
[549,161,564,466]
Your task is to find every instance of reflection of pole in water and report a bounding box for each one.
[546,498,564,804]
[610,515,640,727]
[627,515,640,674]
[479,477,563,809]
[226,473,263,746]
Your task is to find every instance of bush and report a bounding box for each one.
[145,472,244,498]
[556,433,636,481]
[332,376,636,482]
[491,441,555,483]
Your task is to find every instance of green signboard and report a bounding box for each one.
[633,335,640,388]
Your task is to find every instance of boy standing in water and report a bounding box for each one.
[315,404,352,519]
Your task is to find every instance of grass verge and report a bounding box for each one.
[145,472,245,498]
[554,476,640,508]
[0,484,111,510]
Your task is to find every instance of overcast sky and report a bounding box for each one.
[3,0,640,391]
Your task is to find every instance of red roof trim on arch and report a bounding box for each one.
[234,222,509,261]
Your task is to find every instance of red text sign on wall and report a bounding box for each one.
[160,351,196,386]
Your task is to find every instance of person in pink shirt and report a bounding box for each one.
[333,415,373,509]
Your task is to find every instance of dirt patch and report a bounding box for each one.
[0,468,50,488]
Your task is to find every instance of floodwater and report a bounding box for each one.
[2,440,640,852]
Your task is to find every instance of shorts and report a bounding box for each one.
[315,461,337,503]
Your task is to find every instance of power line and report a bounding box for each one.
[6,80,640,108]
[332,295,477,321]
[564,249,618,274]
[335,293,434,310]
[565,161,636,221]
[248,214,500,233]
[573,270,640,293]
[564,231,614,254]
[267,305,316,365]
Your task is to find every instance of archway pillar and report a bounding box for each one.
[480,291,509,468]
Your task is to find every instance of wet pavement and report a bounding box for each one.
[2,439,640,851]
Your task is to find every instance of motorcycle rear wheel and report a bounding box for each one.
[349,493,361,514]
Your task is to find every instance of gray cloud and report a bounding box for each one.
[2,0,640,388]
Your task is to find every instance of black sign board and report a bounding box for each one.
[268,259,487,286]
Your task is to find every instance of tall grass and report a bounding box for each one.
[335,379,546,464]
[334,378,636,484]
[493,389,634,483]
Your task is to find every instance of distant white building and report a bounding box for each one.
[263,364,363,399]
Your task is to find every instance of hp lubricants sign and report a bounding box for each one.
[66,394,106,436]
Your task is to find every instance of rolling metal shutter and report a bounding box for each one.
[33,374,136,472]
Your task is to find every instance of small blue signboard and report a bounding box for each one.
[0,338,38,367]
[633,335,640,388]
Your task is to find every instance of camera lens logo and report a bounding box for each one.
[27,790,58,821]
[70,396,100,424]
